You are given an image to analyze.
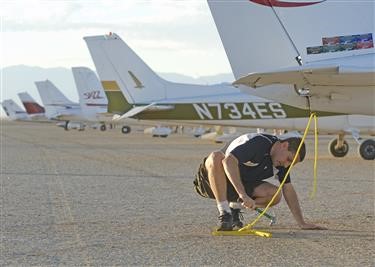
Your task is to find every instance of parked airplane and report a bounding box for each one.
[208,0,375,116]
[84,33,374,159]
[35,80,86,130]
[17,92,48,121]
[72,66,110,131]
[1,99,29,121]
[72,66,133,133]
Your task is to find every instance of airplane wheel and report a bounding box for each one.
[121,126,131,134]
[160,135,168,138]
[358,139,375,160]
[328,138,349,158]
[100,124,106,131]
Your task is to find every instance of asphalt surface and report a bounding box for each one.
[1,121,374,266]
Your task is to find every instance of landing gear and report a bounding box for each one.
[121,125,131,134]
[100,124,106,131]
[64,121,69,131]
[328,133,374,160]
[358,139,375,160]
[328,136,349,158]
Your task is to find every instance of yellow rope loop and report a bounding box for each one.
[310,113,318,199]
[239,112,317,232]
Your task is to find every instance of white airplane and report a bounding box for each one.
[35,80,86,130]
[208,0,375,116]
[84,33,374,160]
[17,92,49,121]
[1,99,29,121]
[72,66,110,131]
[72,66,150,134]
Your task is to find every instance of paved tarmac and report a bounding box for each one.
[1,121,374,266]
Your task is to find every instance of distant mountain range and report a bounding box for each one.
[0,65,234,117]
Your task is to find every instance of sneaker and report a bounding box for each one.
[217,211,233,231]
[231,208,244,229]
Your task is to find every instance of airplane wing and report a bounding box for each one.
[233,66,375,88]
[113,103,174,121]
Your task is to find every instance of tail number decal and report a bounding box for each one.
[193,103,286,120]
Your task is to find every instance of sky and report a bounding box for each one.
[0,0,232,77]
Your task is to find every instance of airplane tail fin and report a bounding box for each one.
[101,80,133,114]
[84,33,167,104]
[72,67,108,117]
[208,0,374,78]
[1,99,29,120]
[17,92,45,114]
[35,80,78,118]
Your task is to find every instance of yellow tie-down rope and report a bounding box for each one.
[213,112,318,238]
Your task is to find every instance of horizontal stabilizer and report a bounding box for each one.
[234,66,375,88]
[113,103,174,121]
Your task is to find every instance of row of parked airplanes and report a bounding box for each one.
[2,0,375,160]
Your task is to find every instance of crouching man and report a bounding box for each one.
[194,133,326,231]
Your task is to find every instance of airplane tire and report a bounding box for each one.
[100,124,106,131]
[121,126,131,134]
[358,139,375,160]
[328,138,349,158]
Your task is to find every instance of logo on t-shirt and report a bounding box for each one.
[243,160,259,167]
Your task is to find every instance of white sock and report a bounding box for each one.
[217,201,231,215]
[229,202,243,210]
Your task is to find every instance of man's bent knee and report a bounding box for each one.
[205,151,225,170]
[253,183,282,206]
[270,190,282,206]
[265,184,282,206]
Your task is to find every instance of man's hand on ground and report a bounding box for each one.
[299,222,327,230]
